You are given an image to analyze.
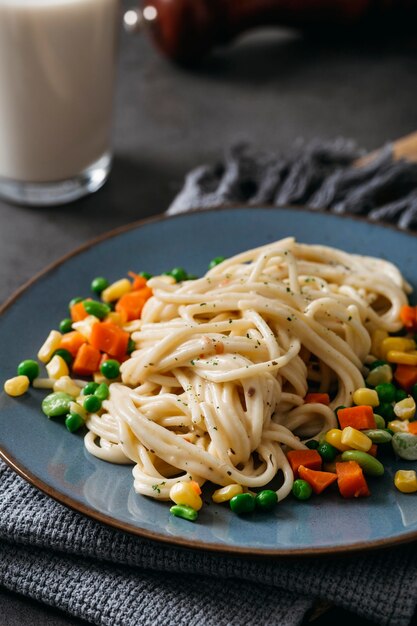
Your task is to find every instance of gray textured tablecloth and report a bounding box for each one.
[2,138,417,626]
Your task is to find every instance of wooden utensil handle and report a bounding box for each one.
[143,0,415,63]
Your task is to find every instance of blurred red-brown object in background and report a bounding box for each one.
[137,0,417,64]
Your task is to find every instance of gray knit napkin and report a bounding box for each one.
[2,137,417,626]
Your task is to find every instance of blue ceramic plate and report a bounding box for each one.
[1,206,417,556]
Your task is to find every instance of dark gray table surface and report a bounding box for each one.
[1,6,417,625]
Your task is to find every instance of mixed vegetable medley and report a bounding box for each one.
[3,262,417,523]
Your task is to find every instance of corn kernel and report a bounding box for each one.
[387,350,417,366]
[371,329,389,358]
[365,363,393,387]
[105,312,124,327]
[388,419,410,433]
[169,481,203,511]
[53,376,81,397]
[380,337,416,359]
[101,278,131,303]
[341,426,372,452]
[353,387,379,407]
[212,484,243,503]
[37,330,62,363]
[72,315,99,340]
[394,469,417,493]
[69,401,88,419]
[324,428,351,452]
[93,372,109,384]
[4,375,30,397]
[46,355,69,380]
[394,396,416,421]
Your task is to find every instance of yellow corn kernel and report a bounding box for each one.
[353,387,379,407]
[324,428,351,452]
[101,278,131,303]
[93,372,109,384]
[387,350,417,366]
[388,419,410,433]
[394,470,417,493]
[32,377,55,389]
[169,481,203,511]
[380,337,416,359]
[46,355,69,380]
[371,329,388,358]
[69,401,87,419]
[212,484,243,503]
[4,375,30,397]
[394,396,416,420]
[53,376,81,397]
[37,330,62,363]
[341,426,372,452]
[105,312,124,327]
[72,315,99,341]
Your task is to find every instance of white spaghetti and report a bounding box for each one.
[84,238,409,501]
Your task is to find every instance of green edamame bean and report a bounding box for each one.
[42,392,73,418]
[255,490,278,511]
[230,493,256,514]
[82,300,111,320]
[170,504,198,521]
[373,413,386,429]
[392,433,417,461]
[17,359,39,382]
[361,429,392,444]
[340,450,384,476]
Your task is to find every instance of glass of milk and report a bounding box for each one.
[0,0,120,206]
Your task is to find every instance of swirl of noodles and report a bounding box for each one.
[84,238,410,501]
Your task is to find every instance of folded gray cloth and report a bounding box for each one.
[2,460,417,626]
[167,139,417,230]
[3,137,417,626]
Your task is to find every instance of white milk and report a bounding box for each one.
[0,0,119,183]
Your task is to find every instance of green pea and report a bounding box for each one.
[82,381,99,396]
[395,389,409,402]
[292,479,313,500]
[69,297,83,310]
[100,359,120,379]
[305,439,319,450]
[170,504,198,522]
[373,413,386,429]
[361,429,392,444]
[91,277,109,295]
[82,300,111,320]
[65,412,84,433]
[375,382,396,404]
[169,267,188,283]
[255,490,278,511]
[139,271,152,280]
[340,450,384,476]
[368,359,389,371]
[83,395,102,413]
[391,433,417,461]
[127,338,136,354]
[410,383,417,402]
[229,493,256,515]
[208,256,225,270]
[94,383,109,401]
[377,402,395,420]
[317,441,337,462]
[17,359,39,382]
[59,318,73,334]
[52,348,73,367]
[42,392,73,418]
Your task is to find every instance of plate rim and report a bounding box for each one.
[2,204,417,558]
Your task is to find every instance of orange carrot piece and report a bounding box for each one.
[128,272,148,291]
[399,305,417,330]
[298,465,338,495]
[304,393,330,405]
[72,343,101,376]
[368,444,378,457]
[90,322,129,359]
[287,449,322,478]
[59,331,87,357]
[394,364,417,390]
[408,422,417,435]
[336,461,370,498]
[70,300,89,322]
[115,288,152,322]
[337,405,376,430]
